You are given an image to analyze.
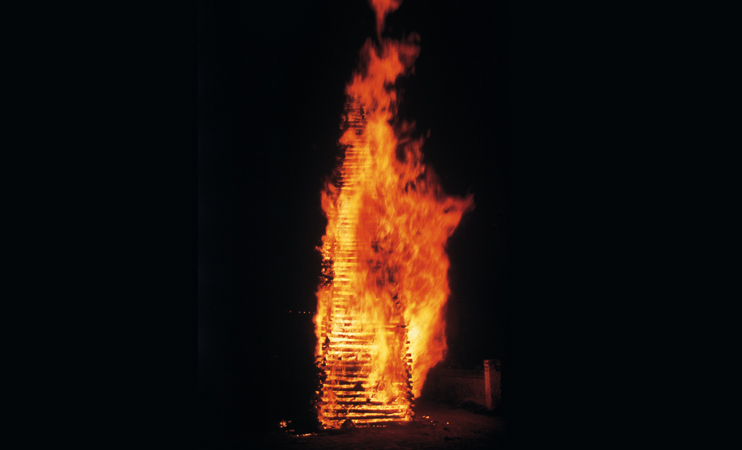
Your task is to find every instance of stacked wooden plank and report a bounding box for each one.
[316,98,414,428]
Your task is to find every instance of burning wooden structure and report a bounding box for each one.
[313,0,474,430]
[315,100,415,427]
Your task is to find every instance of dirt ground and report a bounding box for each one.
[258,399,507,450]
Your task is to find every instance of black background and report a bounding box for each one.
[198,0,637,447]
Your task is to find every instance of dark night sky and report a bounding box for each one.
[198,0,641,446]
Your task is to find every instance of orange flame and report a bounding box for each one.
[314,0,473,428]
[369,0,402,39]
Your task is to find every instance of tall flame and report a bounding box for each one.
[314,0,474,428]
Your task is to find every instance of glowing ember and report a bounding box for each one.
[314,0,474,429]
